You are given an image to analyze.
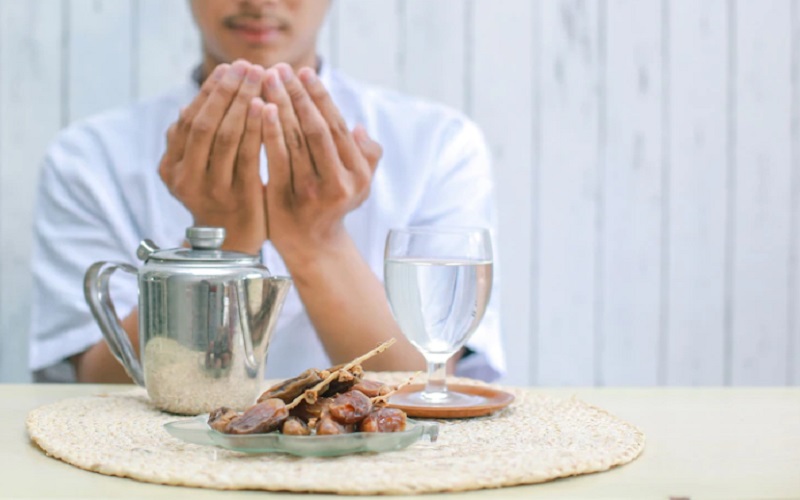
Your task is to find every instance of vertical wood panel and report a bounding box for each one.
[67,0,133,121]
[401,0,467,110]
[0,0,63,382]
[334,0,401,88]
[600,0,663,386]
[471,0,535,386]
[136,0,200,100]
[666,0,728,385]
[792,0,800,385]
[536,0,602,385]
[732,0,792,385]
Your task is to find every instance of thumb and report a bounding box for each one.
[353,125,382,171]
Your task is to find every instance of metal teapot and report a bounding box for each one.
[84,226,291,415]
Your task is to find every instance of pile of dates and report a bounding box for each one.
[208,340,410,435]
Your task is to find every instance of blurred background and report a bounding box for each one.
[0,0,797,387]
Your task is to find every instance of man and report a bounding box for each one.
[29,0,505,383]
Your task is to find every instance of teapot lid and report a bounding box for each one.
[137,227,262,266]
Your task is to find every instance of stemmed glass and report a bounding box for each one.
[384,227,493,406]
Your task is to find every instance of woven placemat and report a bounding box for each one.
[26,376,645,495]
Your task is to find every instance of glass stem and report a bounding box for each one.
[424,361,448,397]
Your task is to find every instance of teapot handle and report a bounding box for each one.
[83,261,145,387]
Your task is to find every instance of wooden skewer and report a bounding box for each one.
[371,371,421,407]
[286,338,397,410]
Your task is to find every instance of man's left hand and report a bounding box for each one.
[260,63,381,267]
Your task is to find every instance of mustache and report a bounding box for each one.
[222,12,288,29]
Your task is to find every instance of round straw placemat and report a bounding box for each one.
[26,375,645,495]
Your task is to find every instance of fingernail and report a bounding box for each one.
[246,67,262,84]
[210,65,227,81]
[227,64,246,81]
[354,125,370,146]
[249,98,263,117]
[266,70,282,90]
[299,68,317,85]
[355,132,369,148]
[277,65,294,82]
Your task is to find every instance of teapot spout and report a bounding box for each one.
[236,276,292,375]
[256,276,292,339]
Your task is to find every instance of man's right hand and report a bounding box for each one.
[158,60,267,254]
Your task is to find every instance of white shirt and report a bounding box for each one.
[28,63,506,382]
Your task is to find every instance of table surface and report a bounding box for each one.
[2,384,799,499]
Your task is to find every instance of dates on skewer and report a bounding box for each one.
[352,379,391,398]
[208,407,239,433]
[207,339,418,436]
[290,339,396,406]
[315,415,354,435]
[290,397,333,423]
[257,368,325,403]
[226,399,288,435]
[321,375,359,397]
[329,390,372,425]
[207,399,289,434]
[282,416,311,436]
[360,408,407,433]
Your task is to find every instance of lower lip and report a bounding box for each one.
[232,27,282,44]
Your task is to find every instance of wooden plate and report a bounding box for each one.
[387,384,515,419]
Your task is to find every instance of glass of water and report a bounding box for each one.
[384,227,493,406]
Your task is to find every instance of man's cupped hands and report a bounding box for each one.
[158,59,381,257]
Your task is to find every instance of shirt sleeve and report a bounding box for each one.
[409,114,507,382]
[29,124,140,374]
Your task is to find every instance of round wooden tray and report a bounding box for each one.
[387,383,515,418]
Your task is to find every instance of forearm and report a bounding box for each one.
[283,235,425,372]
[71,309,139,383]
[70,275,452,379]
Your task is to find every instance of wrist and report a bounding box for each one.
[190,220,264,255]
[276,230,356,283]
[220,237,263,255]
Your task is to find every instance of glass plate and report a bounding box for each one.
[164,415,439,457]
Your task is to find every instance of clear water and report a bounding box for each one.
[384,258,493,363]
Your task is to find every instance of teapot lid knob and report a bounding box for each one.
[186,226,226,250]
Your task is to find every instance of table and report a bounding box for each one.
[2,384,798,499]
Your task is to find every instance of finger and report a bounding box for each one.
[353,125,382,174]
[180,64,229,134]
[158,124,181,186]
[297,67,361,170]
[263,67,316,189]
[162,64,229,169]
[262,102,291,191]
[350,126,382,207]
[278,64,340,181]
[209,64,264,187]
[234,97,265,187]
[180,62,248,189]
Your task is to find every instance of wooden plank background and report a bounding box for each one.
[665,0,729,385]
[0,0,797,386]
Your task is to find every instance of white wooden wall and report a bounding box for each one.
[1,0,798,387]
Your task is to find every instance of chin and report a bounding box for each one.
[214,39,284,68]
[228,50,276,67]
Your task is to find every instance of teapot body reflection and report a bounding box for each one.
[84,227,291,415]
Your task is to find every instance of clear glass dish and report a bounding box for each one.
[164,415,439,457]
